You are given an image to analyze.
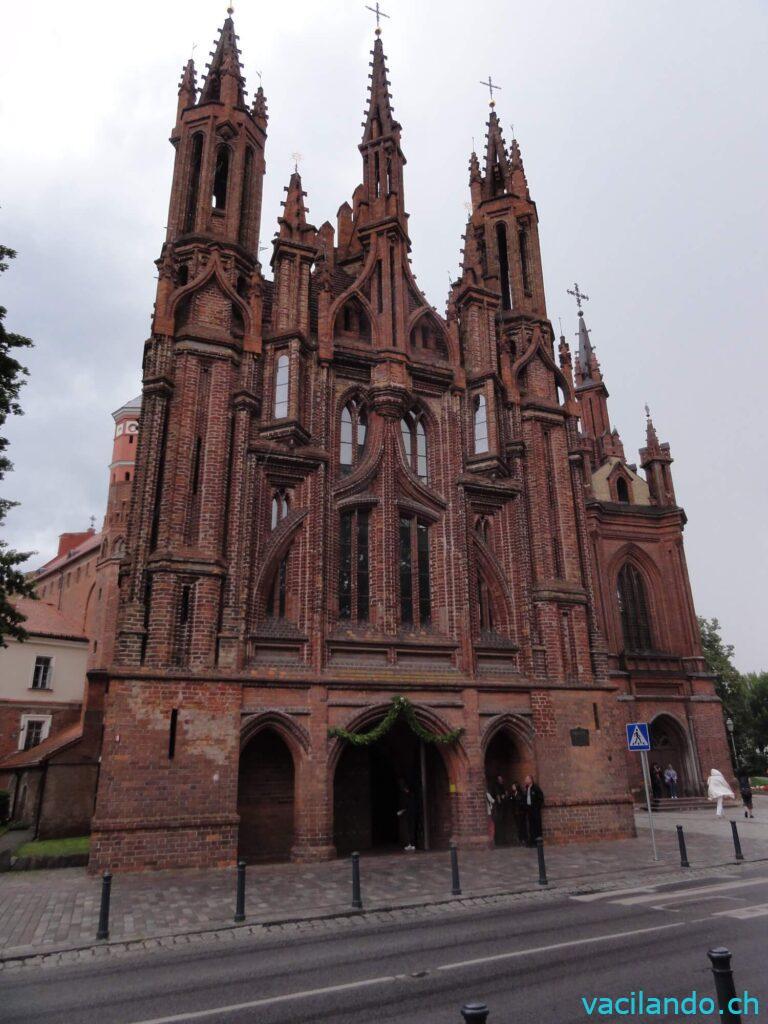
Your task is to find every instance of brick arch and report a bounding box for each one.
[649,711,700,795]
[481,712,535,754]
[473,537,515,635]
[407,307,450,360]
[167,253,251,337]
[608,544,669,652]
[240,710,310,760]
[250,508,308,621]
[327,701,469,778]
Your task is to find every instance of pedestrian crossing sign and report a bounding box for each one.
[626,722,651,751]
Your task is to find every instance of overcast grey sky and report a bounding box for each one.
[0,0,766,670]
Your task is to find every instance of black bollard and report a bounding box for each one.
[450,842,462,896]
[96,871,112,941]
[730,820,745,862]
[351,851,363,909]
[676,824,690,868]
[707,947,741,1024]
[234,860,246,923]
[461,1002,489,1023]
[536,837,548,886]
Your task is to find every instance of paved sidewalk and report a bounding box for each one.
[1,803,765,962]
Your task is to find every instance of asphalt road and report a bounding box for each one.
[4,864,768,1024]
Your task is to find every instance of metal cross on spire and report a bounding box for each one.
[365,2,389,33]
[479,75,502,107]
[567,282,590,310]
[291,151,302,173]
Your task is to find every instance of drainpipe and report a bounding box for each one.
[34,762,49,840]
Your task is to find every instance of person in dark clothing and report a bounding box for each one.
[509,782,527,845]
[736,769,754,819]
[651,762,664,800]
[397,778,418,851]
[523,774,544,846]
[490,774,509,846]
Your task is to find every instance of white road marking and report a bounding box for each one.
[614,877,768,906]
[711,902,768,920]
[434,921,685,971]
[125,921,688,1024]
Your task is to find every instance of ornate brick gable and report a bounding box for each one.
[88,17,730,872]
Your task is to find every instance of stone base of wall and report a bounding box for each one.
[88,818,239,874]
[542,797,637,844]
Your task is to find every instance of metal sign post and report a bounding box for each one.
[626,722,658,862]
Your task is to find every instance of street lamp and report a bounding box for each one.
[725,717,738,765]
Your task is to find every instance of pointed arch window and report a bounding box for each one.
[399,516,431,627]
[340,402,367,474]
[400,411,428,482]
[495,221,512,310]
[274,354,289,419]
[478,574,494,632]
[271,490,290,530]
[476,516,490,542]
[518,225,532,296]
[238,146,254,247]
[617,563,653,652]
[473,394,489,454]
[266,556,288,619]
[616,477,631,503]
[184,133,204,233]
[212,145,230,210]
[338,509,370,621]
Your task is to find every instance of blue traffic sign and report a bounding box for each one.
[626,722,651,751]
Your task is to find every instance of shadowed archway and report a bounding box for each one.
[649,714,695,796]
[237,727,295,863]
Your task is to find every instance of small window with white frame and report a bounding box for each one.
[31,655,53,690]
[19,715,52,751]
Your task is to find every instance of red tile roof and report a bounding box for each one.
[34,531,102,578]
[12,598,88,643]
[0,723,83,769]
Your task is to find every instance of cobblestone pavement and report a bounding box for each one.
[1,804,765,964]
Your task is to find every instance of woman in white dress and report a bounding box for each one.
[707,768,735,817]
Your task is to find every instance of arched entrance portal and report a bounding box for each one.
[649,714,694,796]
[237,728,295,863]
[333,716,452,855]
[484,725,535,846]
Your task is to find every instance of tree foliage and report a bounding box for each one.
[0,242,35,645]
[698,617,767,772]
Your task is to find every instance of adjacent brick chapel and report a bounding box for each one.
[88,14,733,871]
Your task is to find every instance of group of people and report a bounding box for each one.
[650,762,679,799]
[487,774,544,847]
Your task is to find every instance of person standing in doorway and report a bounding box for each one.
[509,782,527,845]
[397,778,418,851]
[491,774,509,846]
[523,774,544,846]
[707,768,735,817]
[651,762,664,800]
[664,764,679,799]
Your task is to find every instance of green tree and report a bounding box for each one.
[741,672,768,771]
[0,242,35,645]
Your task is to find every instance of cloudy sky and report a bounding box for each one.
[1,0,766,670]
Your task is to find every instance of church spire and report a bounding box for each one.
[483,109,510,199]
[358,26,407,225]
[362,34,399,144]
[575,310,602,385]
[177,58,197,121]
[200,12,246,107]
[277,170,315,244]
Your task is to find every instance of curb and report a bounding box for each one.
[2,854,765,969]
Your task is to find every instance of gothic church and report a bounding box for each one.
[88,14,731,871]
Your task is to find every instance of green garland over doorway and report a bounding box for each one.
[328,696,464,747]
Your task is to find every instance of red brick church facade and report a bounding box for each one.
[89,16,732,871]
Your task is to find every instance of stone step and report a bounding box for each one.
[647,797,739,812]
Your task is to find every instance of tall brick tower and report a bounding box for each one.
[90,16,730,872]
